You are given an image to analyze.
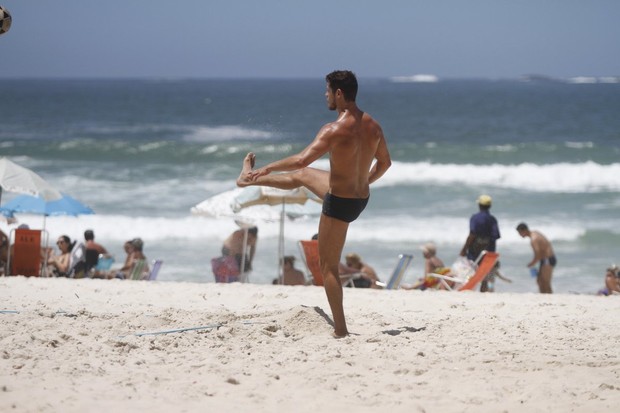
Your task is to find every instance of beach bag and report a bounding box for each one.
[451,257,477,279]
[211,256,240,283]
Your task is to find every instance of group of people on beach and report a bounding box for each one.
[0,226,149,280]
[3,70,616,342]
[49,230,150,280]
[231,69,618,337]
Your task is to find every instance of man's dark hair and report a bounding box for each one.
[516,222,529,231]
[248,226,258,236]
[84,229,94,241]
[326,70,358,102]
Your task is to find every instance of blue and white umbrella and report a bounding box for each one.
[0,192,95,236]
[0,193,94,217]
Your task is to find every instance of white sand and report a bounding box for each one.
[1,276,619,413]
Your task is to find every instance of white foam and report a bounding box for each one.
[1,208,594,253]
[375,161,620,193]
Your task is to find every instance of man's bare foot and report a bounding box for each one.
[236,152,256,187]
[332,330,349,339]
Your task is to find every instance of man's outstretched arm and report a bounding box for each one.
[249,124,332,180]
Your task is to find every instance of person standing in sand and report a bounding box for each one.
[516,222,556,294]
[460,194,501,292]
[236,70,392,337]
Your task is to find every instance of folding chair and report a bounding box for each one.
[7,228,47,276]
[147,259,163,281]
[297,240,359,287]
[427,251,499,291]
[375,254,414,290]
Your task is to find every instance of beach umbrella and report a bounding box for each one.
[192,186,322,282]
[233,187,322,282]
[0,193,95,238]
[0,192,95,277]
[0,193,94,217]
[0,157,62,204]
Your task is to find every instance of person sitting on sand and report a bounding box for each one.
[402,242,451,290]
[344,253,380,288]
[129,238,149,279]
[276,255,306,286]
[94,238,149,280]
[84,229,111,273]
[93,240,132,279]
[47,235,72,276]
[598,265,620,296]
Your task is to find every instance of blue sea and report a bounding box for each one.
[1,78,619,294]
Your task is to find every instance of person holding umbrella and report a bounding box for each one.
[236,70,392,338]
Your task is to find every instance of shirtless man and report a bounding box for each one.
[237,70,391,337]
[221,226,258,272]
[516,222,556,294]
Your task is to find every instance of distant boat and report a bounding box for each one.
[390,74,439,83]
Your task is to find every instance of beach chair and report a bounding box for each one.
[298,240,322,285]
[375,254,414,290]
[297,240,360,288]
[129,259,148,280]
[427,251,499,291]
[8,228,47,276]
[67,242,87,278]
[85,248,100,273]
[147,259,163,281]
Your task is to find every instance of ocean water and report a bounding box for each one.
[1,78,619,294]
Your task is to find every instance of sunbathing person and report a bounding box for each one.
[94,238,149,280]
[598,265,620,296]
[344,253,380,288]
[277,255,306,286]
[47,235,72,277]
[402,242,452,290]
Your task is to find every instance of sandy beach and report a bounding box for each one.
[1,276,619,412]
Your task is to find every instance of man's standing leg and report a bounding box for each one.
[318,214,350,337]
[539,264,553,294]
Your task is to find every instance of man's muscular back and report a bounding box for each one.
[327,110,383,199]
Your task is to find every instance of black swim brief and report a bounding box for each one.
[539,255,557,269]
[322,192,369,223]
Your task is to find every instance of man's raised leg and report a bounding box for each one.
[236,152,330,199]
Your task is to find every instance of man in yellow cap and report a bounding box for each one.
[460,194,501,291]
